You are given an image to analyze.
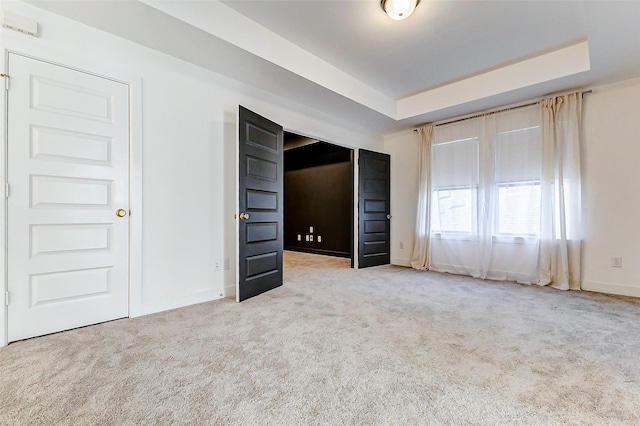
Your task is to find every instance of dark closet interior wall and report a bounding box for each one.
[284,137,352,258]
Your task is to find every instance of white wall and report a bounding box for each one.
[384,130,420,267]
[0,1,383,345]
[581,78,640,297]
[385,77,640,297]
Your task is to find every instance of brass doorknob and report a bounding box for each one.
[387,214,392,219]
[116,209,127,217]
[239,212,250,220]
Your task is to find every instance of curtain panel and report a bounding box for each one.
[410,125,434,270]
[538,93,583,290]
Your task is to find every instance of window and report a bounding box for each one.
[431,137,479,234]
[430,115,543,239]
[494,126,542,236]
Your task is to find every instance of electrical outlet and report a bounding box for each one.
[317,235,322,243]
[214,258,222,271]
[611,256,622,268]
[224,258,229,270]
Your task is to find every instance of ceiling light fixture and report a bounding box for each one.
[381,0,420,21]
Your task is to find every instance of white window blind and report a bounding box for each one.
[495,126,542,235]
[431,137,479,233]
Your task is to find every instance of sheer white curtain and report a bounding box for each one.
[428,105,543,283]
[538,93,582,290]
[412,94,583,289]
[411,125,433,270]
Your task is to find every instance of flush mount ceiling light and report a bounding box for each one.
[381,0,420,20]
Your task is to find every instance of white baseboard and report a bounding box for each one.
[224,284,236,298]
[391,258,412,267]
[132,289,223,318]
[582,280,640,298]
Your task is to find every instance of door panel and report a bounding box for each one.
[358,149,391,268]
[7,54,130,342]
[237,106,284,301]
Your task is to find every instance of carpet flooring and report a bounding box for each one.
[1,251,640,425]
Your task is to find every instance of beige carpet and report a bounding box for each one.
[1,251,640,425]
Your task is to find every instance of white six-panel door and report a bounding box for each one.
[7,53,130,342]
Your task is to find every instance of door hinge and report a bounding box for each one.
[5,291,9,306]
[1,73,9,91]
[5,183,9,198]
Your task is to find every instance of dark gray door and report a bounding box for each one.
[358,149,391,268]
[238,106,284,301]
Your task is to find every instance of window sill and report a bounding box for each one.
[431,232,478,242]
[431,233,540,245]
[492,235,539,245]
